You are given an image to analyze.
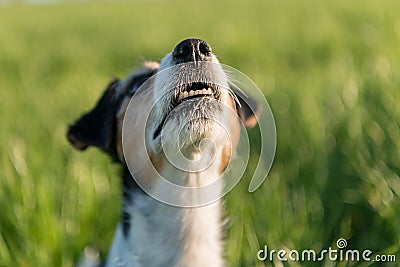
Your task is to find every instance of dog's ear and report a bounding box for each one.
[67,78,120,159]
[231,85,262,128]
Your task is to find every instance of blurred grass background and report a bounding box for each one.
[1,0,400,266]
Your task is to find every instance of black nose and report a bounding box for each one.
[172,38,212,63]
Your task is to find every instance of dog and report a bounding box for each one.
[67,38,260,267]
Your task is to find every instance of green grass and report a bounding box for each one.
[1,0,400,266]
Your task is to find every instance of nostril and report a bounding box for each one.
[199,41,212,56]
[173,42,191,60]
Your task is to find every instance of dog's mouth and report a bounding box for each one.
[173,82,220,105]
[153,82,220,139]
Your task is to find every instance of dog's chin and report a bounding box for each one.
[156,97,220,149]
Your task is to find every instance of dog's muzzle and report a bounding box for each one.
[151,39,227,140]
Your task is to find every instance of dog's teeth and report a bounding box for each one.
[179,88,214,101]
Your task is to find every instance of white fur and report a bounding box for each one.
[105,156,225,267]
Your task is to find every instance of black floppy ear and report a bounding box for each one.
[67,78,120,159]
[231,84,262,128]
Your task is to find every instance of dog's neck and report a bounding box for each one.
[106,147,226,267]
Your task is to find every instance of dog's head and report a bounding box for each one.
[67,39,260,168]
